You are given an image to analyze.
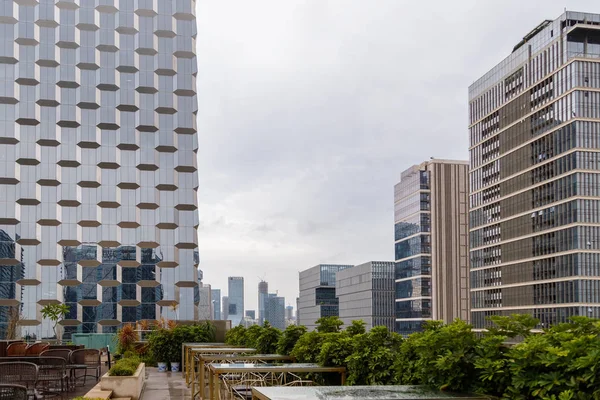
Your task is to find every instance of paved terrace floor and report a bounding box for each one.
[140,368,192,400]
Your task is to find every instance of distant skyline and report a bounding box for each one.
[196,0,600,311]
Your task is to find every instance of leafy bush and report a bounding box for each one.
[315,316,343,333]
[346,326,402,385]
[317,332,353,367]
[148,322,215,364]
[395,319,477,392]
[277,325,306,355]
[109,355,141,376]
[290,330,325,363]
[225,325,247,346]
[256,322,281,354]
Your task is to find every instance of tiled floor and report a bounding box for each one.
[141,368,192,400]
[67,363,109,398]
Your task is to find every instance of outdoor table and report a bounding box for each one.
[182,343,231,383]
[250,386,495,400]
[189,347,256,393]
[207,363,346,400]
[193,354,294,400]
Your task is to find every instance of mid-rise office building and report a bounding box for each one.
[227,277,244,326]
[264,294,286,330]
[394,160,470,335]
[0,0,200,339]
[469,11,600,329]
[258,280,268,325]
[211,289,221,320]
[337,261,395,332]
[298,264,352,330]
[245,310,255,319]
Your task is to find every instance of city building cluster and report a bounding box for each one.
[0,5,600,338]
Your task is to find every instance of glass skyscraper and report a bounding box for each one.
[469,11,600,329]
[264,294,285,331]
[0,0,199,339]
[394,160,469,335]
[227,277,244,326]
[211,288,221,320]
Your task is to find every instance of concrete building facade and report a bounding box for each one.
[394,160,470,335]
[336,261,395,331]
[297,264,352,331]
[0,0,200,339]
[227,277,244,326]
[469,11,600,329]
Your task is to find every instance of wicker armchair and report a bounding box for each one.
[6,342,28,357]
[0,362,38,398]
[25,343,50,356]
[40,349,72,362]
[0,384,28,400]
[70,349,101,385]
[36,357,68,397]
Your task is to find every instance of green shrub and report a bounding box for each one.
[346,326,402,385]
[290,330,325,363]
[108,353,141,376]
[148,323,216,364]
[109,363,137,376]
[277,325,306,355]
[256,322,281,354]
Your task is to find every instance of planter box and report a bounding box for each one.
[100,362,145,400]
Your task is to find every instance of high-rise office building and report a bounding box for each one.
[211,289,221,320]
[298,264,353,331]
[0,0,200,339]
[394,160,469,335]
[258,280,268,325]
[222,296,229,321]
[336,261,395,332]
[227,277,244,326]
[264,294,285,330]
[469,11,600,329]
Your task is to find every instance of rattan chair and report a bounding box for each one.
[25,343,50,356]
[70,349,101,385]
[40,349,71,362]
[0,384,28,400]
[36,357,68,397]
[0,362,38,399]
[6,342,28,357]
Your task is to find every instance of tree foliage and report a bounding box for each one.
[226,315,600,398]
[315,316,343,333]
[40,303,70,340]
[277,324,306,355]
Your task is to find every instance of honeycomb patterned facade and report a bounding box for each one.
[0,0,199,339]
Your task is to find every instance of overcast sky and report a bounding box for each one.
[195,0,600,313]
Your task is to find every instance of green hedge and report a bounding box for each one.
[226,315,600,399]
[109,354,141,376]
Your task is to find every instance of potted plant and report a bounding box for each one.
[148,328,171,372]
[170,340,181,372]
[40,303,70,344]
